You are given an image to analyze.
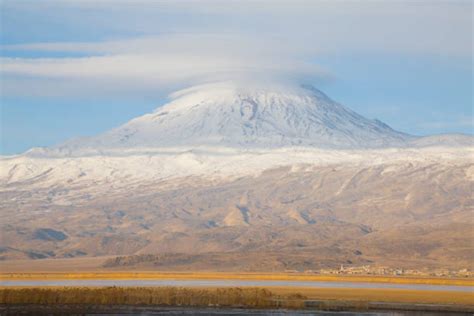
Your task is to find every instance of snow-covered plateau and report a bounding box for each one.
[1,146,473,190]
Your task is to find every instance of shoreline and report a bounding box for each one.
[1,272,473,286]
[2,305,473,315]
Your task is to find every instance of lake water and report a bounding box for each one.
[0,279,472,292]
[0,306,468,316]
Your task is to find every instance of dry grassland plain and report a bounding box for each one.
[270,287,474,305]
[1,272,473,286]
[2,272,472,310]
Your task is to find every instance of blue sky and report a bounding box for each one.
[1,0,472,154]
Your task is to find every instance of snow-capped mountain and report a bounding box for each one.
[1,81,472,269]
[4,81,471,185]
[54,82,413,154]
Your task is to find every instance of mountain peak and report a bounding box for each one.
[56,82,413,153]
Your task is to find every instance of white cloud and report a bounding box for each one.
[0,34,333,97]
[1,52,326,82]
[0,1,471,98]
[4,1,471,56]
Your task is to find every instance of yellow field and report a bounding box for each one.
[270,287,474,305]
[1,271,473,286]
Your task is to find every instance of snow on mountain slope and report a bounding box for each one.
[409,134,474,147]
[1,82,472,188]
[52,82,413,154]
[2,146,472,193]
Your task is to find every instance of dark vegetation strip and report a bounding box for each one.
[1,287,473,314]
[0,287,285,308]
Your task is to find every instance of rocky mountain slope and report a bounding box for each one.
[0,82,472,271]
